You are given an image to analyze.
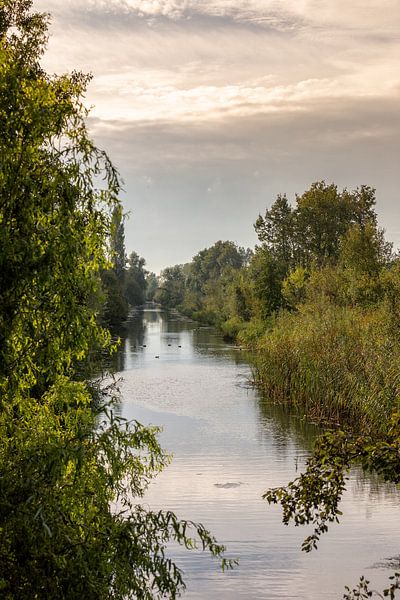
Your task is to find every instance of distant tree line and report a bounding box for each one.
[155,181,393,338]
[154,240,252,323]
[101,207,157,327]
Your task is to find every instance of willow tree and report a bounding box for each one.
[0,2,228,598]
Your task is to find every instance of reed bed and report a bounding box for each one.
[250,300,400,434]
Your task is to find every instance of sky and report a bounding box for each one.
[35,0,400,273]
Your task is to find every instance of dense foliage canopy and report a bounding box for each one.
[0,2,229,597]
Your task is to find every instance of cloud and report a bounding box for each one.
[35,0,400,129]
[89,94,400,168]
[88,72,400,125]
[32,0,400,270]
[37,0,400,34]
[38,0,299,29]
[91,92,400,272]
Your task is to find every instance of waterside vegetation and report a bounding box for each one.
[101,206,157,328]
[156,183,400,597]
[156,182,399,434]
[2,1,400,598]
[0,3,231,597]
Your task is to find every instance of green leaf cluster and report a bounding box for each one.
[0,2,229,597]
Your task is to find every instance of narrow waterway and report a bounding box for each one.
[114,308,400,599]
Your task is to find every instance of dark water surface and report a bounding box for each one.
[115,308,400,599]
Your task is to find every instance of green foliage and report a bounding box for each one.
[264,411,400,597]
[336,222,391,306]
[154,183,389,350]
[252,299,400,431]
[344,574,400,600]
[255,182,379,271]
[340,221,390,276]
[254,194,296,269]
[100,268,128,327]
[0,2,230,597]
[188,240,249,295]
[264,411,400,552]
[0,5,115,397]
[124,251,148,307]
[102,219,149,325]
[246,246,286,319]
[145,271,158,301]
[0,379,227,598]
[281,266,309,309]
[259,298,400,596]
[100,207,129,327]
[264,429,350,552]
[295,182,355,265]
[110,206,127,278]
[155,264,186,308]
[304,265,350,306]
[220,316,245,340]
[0,384,231,598]
[236,318,271,345]
[155,241,250,325]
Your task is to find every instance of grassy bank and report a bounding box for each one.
[173,295,400,436]
[240,299,400,434]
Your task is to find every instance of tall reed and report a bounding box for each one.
[251,299,400,434]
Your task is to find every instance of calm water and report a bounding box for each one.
[114,308,400,599]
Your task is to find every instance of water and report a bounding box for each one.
[114,308,400,599]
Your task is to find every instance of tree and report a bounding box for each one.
[264,420,400,597]
[101,206,129,326]
[145,272,158,301]
[281,266,309,309]
[100,268,129,327]
[344,184,378,228]
[256,183,381,272]
[295,182,355,266]
[178,241,249,320]
[339,221,392,277]
[110,205,127,277]
[0,3,229,597]
[155,265,186,308]
[188,240,248,295]
[295,182,380,267]
[247,246,285,319]
[124,251,148,307]
[230,272,252,322]
[254,194,296,270]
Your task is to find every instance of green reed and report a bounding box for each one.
[249,300,400,434]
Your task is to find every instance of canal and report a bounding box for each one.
[114,308,400,599]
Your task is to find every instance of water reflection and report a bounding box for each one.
[115,308,400,600]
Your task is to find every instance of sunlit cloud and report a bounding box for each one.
[89,74,399,124]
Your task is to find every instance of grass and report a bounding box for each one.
[249,299,400,434]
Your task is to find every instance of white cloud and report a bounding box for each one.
[88,74,399,124]
[38,0,400,33]
[35,0,400,127]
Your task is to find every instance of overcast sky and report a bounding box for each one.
[35,0,400,273]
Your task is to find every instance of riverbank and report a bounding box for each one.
[116,307,400,599]
[244,300,400,435]
[176,294,400,437]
